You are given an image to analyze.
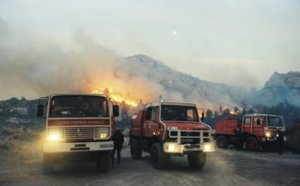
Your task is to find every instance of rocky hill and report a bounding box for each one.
[249,72,300,107]
[119,55,248,109]
[0,97,42,129]
[1,55,300,128]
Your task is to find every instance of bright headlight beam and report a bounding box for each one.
[265,131,271,138]
[96,128,109,139]
[100,133,108,139]
[203,143,211,152]
[168,144,176,152]
[48,131,62,142]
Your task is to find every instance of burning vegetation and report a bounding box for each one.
[92,87,139,107]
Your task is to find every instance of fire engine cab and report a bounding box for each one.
[130,101,215,169]
[37,93,119,174]
[215,113,286,150]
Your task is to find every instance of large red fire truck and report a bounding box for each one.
[215,113,286,150]
[130,101,215,169]
[37,93,119,174]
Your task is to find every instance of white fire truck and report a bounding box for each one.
[37,93,119,174]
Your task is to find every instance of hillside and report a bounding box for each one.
[249,72,300,107]
[119,55,248,109]
[1,55,300,128]
[0,97,42,129]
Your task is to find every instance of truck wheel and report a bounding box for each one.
[245,137,259,151]
[188,152,206,169]
[97,151,111,172]
[43,154,54,175]
[216,136,228,148]
[151,143,169,169]
[130,138,142,159]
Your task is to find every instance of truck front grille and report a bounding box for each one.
[168,130,211,144]
[65,127,95,140]
[181,131,201,137]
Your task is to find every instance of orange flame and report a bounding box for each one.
[92,87,138,107]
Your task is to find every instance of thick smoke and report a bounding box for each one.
[0,18,245,110]
[0,31,105,98]
[0,23,166,103]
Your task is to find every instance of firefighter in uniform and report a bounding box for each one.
[276,128,284,155]
[234,127,244,150]
[111,128,124,165]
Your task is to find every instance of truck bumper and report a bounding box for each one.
[43,141,113,153]
[163,141,215,154]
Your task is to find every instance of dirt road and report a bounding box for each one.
[1,145,300,186]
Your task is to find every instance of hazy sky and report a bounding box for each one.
[1,0,300,99]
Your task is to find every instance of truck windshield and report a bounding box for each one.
[49,96,108,118]
[161,105,199,122]
[267,116,284,127]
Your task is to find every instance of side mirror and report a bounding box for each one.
[197,107,205,122]
[113,105,119,117]
[37,104,44,117]
[201,112,204,122]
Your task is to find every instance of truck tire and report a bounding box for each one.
[97,151,111,172]
[130,138,142,159]
[245,137,259,151]
[188,152,206,169]
[43,154,54,175]
[216,136,228,148]
[151,143,169,169]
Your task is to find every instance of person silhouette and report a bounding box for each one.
[111,128,124,165]
[276,128,284,155]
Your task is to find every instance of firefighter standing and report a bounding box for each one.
[234,127,243,150]
[111,128,124,165]
[276,128,284,155]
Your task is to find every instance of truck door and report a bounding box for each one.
[242,116,253,134]
[252,116,264,137]
[144,107,158,137]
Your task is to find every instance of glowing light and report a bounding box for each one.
[230,111,236,115]
[172,31,177,35]
[47,129,64,142]
[100,133,108,139]
[202,142,215,152]
[92,87,138,107]
[163,142,181,153]
[265,131,271,138]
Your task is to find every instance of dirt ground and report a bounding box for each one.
[1,139,300,186]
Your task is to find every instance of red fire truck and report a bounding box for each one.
[215,113,286,150]
[37,93,119,174]
[130,101,215,169]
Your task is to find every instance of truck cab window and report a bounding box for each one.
[267,116,283,127]
[150,107,158,121]
[161,105,198,122]
[187,109,198,121]
[145,107,157,121]
[244,117,251,125]
[49,96,108,117]
[145,107,152,120]
[253,117,262,125]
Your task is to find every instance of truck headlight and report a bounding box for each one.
[47,128,64,142]
[96,128,109,139]
[265,131,271,138]
[163,142,182,153]
[201,142,215,152]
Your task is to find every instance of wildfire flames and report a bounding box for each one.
[92,87,139,107]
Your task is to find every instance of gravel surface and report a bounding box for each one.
[1,145,300,186]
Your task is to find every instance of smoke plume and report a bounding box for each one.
[0,23,167,104]
[0,18,247,110]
